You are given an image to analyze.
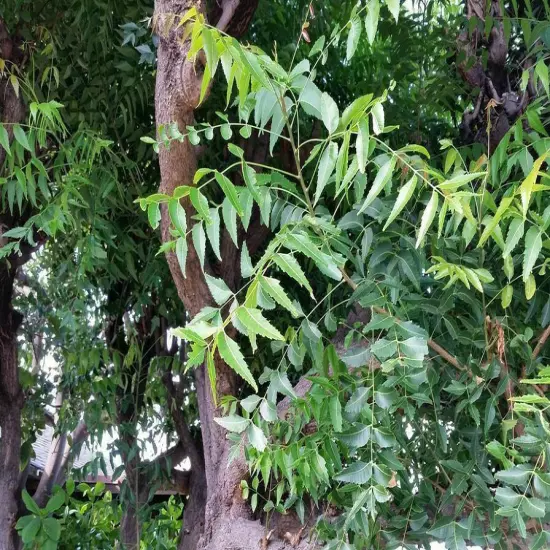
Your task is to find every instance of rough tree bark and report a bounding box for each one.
[457,0,539,151]
[154,2,316,549]
[0,261,24,550]
[0,18,27,550]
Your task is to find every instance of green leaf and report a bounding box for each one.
[45,491,65,514]
[214,414,250,433]
[205,274,233,305]
[358,157,395,213]
[444,148,457,173]
[273,253,314,298]
[168,200,187,238]
[415,190,439,248]
[22,489,40,515]
[522,497,546,518]
[259,275,301,317]
[43,517,61,541]
[438,171,485,191]
[216,332,258,391]
[345,387,369,414]
[176,237,188,277]
[206,351,217,404]
[148,203,161,230]
[202,27,219,76]
[385,0,400,21]
[235,307,284,340]
[375,387,397,409]
[495,467,531,485]
[215,171,243,216]
[356,118,370,173]
[383,175,416,229]
[503,218,524,258]
[222,198,238,247]
[341,346,371,368]
[13,124,31,151]
[205,208,222,261]
[523,226,542,282]
[338,424,371,447]
[247,423,267,452]
[346,17,362,61]
[21,517,41,544]
[191,223,206,271]
[285,233,342,281]
[0,125,10,155]
[518,153,547,216]
[190,188,211,223]
[329,395,343,432]
[365,0,380,44]
[309,36,326,57]
[241,394,261,413]
[525,273,536,300]
[371,102,384,134]
[240,243,253,278]
[370,339,397,360]
[535,60,549,97]
[501,284,513,309]
[373,427,396,447]
[315,142,338,204]
[260,399,277,422]
[321,92,339,134]
[335,461,372,484]
[270,370,297,398]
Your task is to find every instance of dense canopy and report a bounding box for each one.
[0,1,550,549]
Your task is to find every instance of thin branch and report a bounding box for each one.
[532,325,550,360]
[148,440,188,471]
[215,0,241,32]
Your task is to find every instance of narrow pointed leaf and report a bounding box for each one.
[215,171,243,215]
[315,142,338,204]
[259,275,301,317]
[235,307,284,340]
[192,223,206,270]
[205,274,233,305]
[273,253,314,297]
[346,17,362,61]
[176,237,188,277]
[416,190,439,248]
[356,118,370,173]
[205,208,222,261]
[216,332,258,391]
[321,92,339,134]
[358,157,395,213]
[383,175,416,229]
[523,226,542,282]
[503,218,524,258]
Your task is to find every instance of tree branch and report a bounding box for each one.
[532,325,550,361]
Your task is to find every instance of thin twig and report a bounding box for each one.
[532,325,550,360]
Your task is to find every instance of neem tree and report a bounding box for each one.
[149,1,550,549]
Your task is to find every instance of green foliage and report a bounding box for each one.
[140,6,550,548]
[3,0,550,547]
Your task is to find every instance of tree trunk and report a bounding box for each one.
[457,0,538,151]
[154,2,316,549]
[0,264,24,550]
[32,391,67,508]
[0,19,27,548]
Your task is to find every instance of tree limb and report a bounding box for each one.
[532,325,550,361]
